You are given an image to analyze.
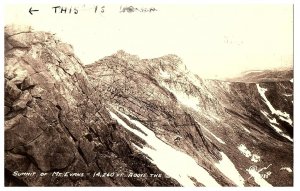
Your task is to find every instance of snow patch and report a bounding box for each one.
[269,118,279,125]
[280,167,292,173]
[161,82,200,111]
[238,144,252,158]
[290,78,293,83]
[246,167,273,187]
[269,123,282,133]
[202,126,226,144]
[283,94,292,97]
[109,110,221,187]
[261,111,279,125]
[257,84,293,126]
[159,70,170,78]
[237,144,261,163]
[251,154,261,163]
[215,152,245,186]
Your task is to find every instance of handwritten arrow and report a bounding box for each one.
[29,7,39,15]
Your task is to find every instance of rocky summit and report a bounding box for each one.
[4,25,293,187]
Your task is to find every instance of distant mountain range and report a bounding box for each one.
[226,69,293,83]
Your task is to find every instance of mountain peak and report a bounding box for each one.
[112,50,140,60]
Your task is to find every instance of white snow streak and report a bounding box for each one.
[202,126,226,144]
[204,136,212,142]
[270,124,293,142]
[290,78,293,83]
[261,110,293,142]
[243,127,251,133]
[269,123,283,134]
[256,84,293,126]
[280,167,292,173]
[109,110,221,187]
[215,152,245,186]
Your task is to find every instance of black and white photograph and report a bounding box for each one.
[3,1,295,187]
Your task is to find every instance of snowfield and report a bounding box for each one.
[109,109,221,187]
[215,152,245,186]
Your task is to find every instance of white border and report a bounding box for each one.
[1,0,298,191]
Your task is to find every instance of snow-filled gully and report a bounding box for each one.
[257,84,293,142]
[109,109,246,187]
[256,84,293,126]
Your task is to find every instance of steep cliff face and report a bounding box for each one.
[4,26,293,187]
[4,26,179,186]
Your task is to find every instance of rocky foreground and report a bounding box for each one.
[4,25,293,186]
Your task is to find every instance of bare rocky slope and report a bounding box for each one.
[4,26,293,186]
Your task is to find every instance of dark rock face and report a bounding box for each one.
[4,26,293,187]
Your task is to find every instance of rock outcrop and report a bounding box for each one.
[4,25,293,187]
[4,25,179,186]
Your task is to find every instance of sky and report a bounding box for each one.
[5,3,293,79]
